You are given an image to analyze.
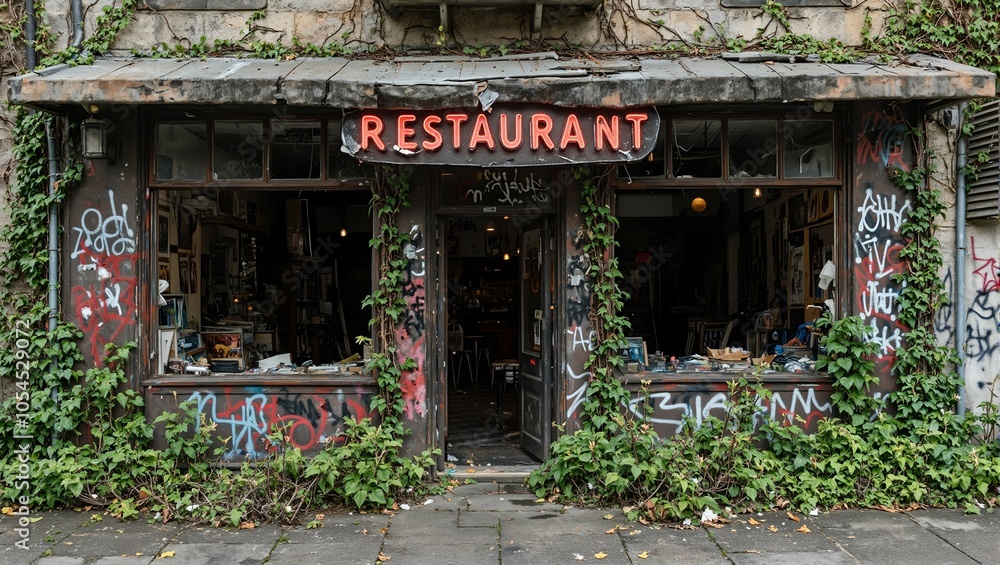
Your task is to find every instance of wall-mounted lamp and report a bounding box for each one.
[752,187,763,198]
[485,220,496,232]
[691,197,707,213]
[81,118,109,159]
[503,252,511,261]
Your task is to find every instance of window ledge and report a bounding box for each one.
[619,371,832,385]
[145,372,376,387]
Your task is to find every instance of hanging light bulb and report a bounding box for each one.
[753,187,763,198]
[503,252,510,261]
[691,197,707,213]
[340,227,348,237]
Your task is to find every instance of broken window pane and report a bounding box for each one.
[671,120,722,178]
[728,119,777,178]
[783,120,835,178]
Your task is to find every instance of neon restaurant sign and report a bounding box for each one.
[341,104,660,167]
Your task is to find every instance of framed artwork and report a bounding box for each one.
[178,250,190,294]
[157,258,171,291]
[204,331,244,371]
[157,208,170,256]
[789,194,806,230]
[623,336,647,367]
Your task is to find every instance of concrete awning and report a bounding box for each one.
[7,52,995,111]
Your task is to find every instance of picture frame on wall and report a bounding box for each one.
[157,258,171,292]
[204,331,244,371]
[158,208,170,257]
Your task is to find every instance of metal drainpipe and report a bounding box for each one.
[25,0,36,69]
[956,101,969,418]
[71,0,84,48]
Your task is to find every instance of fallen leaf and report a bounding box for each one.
[637,551,650,559]
[595,551,608,559]
[603,513,614,520]
[786,511,800,522]
[158,550,175,559]
[795,525,811,533]
[847,535,855,539]
[377,552,391,562]
[702,521,723,529]
[1,507,13,515]
[748,518,761,525]
[628,530,641,536]
[238,521,255,530]
[605,525,622,534]
[315,513,326,520]
[466,469,476,474]
[535,498,546,503]
[768,525,778,532]
[361,529,368,535]
[379,527,389,534]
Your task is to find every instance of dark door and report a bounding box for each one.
[519,219,553,460]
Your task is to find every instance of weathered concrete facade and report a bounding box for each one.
[3,0,998,464]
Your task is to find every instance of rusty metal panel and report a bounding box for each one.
[280,57,350,106]
[849,100,916,396]
[145,381,377,460]
[622,376,834,438]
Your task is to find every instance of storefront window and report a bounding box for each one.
[213,121,264,180]
[154,123,207,181]
[783,120,835,178]
[728,119,777,178]
[671,119,722,179]
[270,121,321,179]
[619,122,666,180]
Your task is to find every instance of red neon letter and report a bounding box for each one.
[468,114,496,150]
[559,114,586,150]
[360,115,385,151]
[625,113,649,148]
[499,114,522,150]
[422,115,443,151]
[530,114,555,151]
[397,114,417,151]
[445,114,469,150]
[595,115,619,151]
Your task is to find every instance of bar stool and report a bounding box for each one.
[448,325,474,387]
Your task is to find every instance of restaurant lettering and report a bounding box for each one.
[342,104,659,167]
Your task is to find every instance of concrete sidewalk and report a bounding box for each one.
[2,481,998,565]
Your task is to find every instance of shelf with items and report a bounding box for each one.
[788,219,834,324]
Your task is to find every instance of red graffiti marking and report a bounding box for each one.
[71,248,138,366]
[856,111,909,171]
[854,244,908,364]
[971,236,1000,294]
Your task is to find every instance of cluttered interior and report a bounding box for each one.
[614,190,837,376]
[154,188,374,376]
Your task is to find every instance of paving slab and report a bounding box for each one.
[907,508,1000,564]
[281,514,388,543]
[266,541,381,565]
[458,510,502,528]
[90,557,158,565]
[170,523,283,544]
[712,511,841,555]
[500,507,631,565]
[810,509,978,565]
[618,526,728,564]
[44,520,180,561]
[35,557,86,565]
[727,550,855,565]
[153,542,271,565]
[464,491,565,512]
[381,520,498,564]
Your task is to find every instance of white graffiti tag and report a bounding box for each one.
[71,190,136,259]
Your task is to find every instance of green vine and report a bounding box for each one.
[576,166,631,432]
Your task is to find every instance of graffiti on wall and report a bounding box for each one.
[856,111,909,171]
[625,386,833,436]
[183,388,370,460]
[396,224,427,420]
[564,224,594,423]
[69,190,138,366]
[854,184,910,365]
[936,238,1000,407]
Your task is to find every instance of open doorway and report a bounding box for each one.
[442,215,537,466]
